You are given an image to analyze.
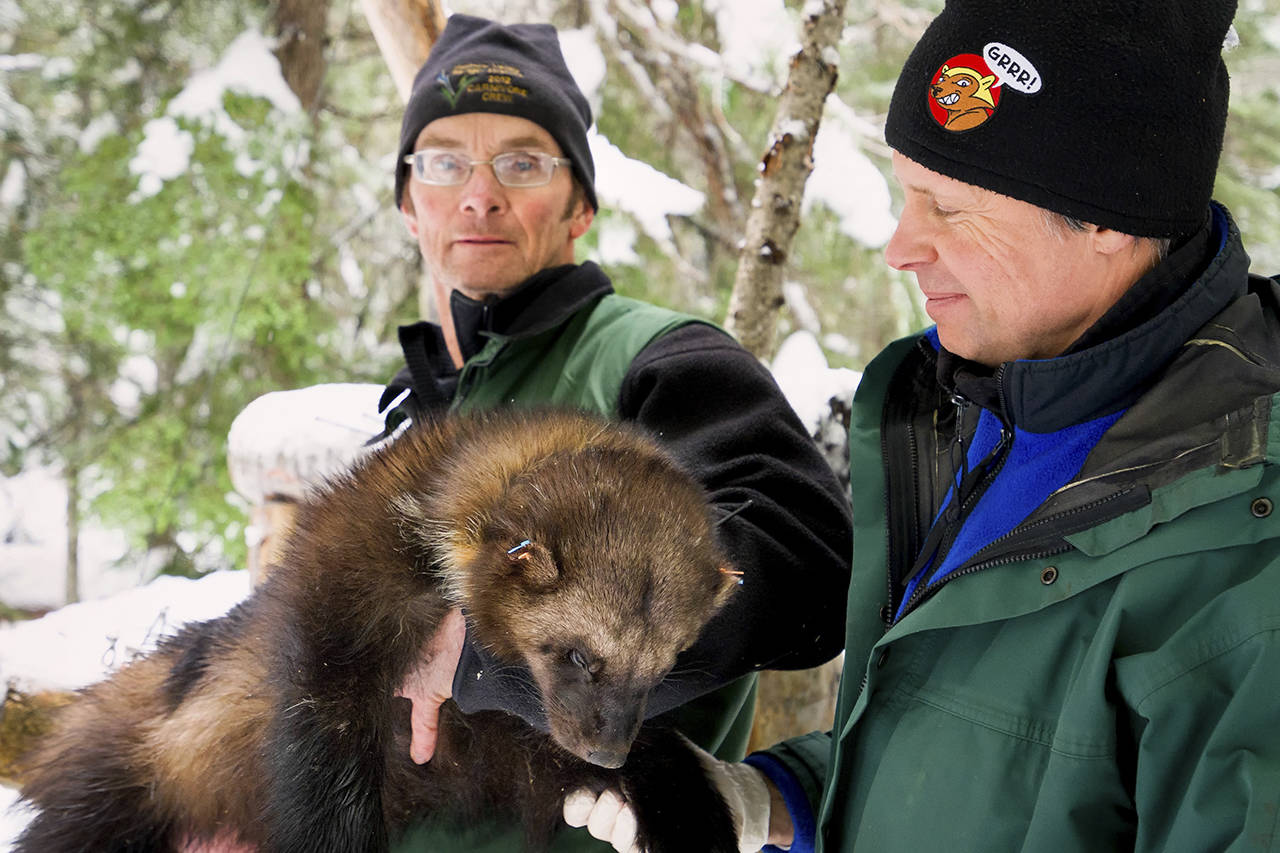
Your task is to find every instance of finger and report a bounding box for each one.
[563,788,597,827]
[610,801,639,853]
[586,789,624,844]
[407,701,440,764]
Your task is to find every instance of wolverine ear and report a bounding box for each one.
[505,539,559,589]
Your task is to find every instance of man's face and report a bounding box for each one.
[400,113,594,300]
[885,151,1137,366]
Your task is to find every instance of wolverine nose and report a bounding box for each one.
[585,749,627,769]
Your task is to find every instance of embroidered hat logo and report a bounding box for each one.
[927,43,1041,133]
[438,62,531,111]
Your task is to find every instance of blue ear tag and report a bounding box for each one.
[507,539,533,560]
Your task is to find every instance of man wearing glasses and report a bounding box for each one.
[379,14,853,853]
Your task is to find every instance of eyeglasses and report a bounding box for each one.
[403,149,572,188]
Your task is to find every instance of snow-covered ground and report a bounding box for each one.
[0,570,254,845]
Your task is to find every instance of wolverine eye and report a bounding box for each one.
[568,648,601,678]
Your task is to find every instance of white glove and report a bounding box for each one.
[562,737,774,853]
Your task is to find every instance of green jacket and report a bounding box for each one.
[387,263,853,851]
[763,208,1280,851]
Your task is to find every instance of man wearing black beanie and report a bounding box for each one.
[367,13,853,853]
[576,1,1280,851]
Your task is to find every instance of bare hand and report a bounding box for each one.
[395,607,467,763]
[178,830,257,852]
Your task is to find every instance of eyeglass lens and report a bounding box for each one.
[414,151,560,187]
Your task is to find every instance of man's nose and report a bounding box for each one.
[884,207,935,271]
[458,164,507,215]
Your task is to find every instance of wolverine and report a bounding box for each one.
[15,408,741,853]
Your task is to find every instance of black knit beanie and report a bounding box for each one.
[395,14,597,211]
[885,0,1237,237]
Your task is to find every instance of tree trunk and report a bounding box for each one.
[272,0,330,116]
[724,0,848,359]
[359,0,448,103]
[64,465,80,605]
[723,0,850,752]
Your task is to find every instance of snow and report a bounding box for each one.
[226,383,388,504]
[703,0,798,91]
[129,30,301,201]
[0,54,41,73]
[129,116,196,200]
[0,160,24,209]
[559,27,608,106]
[1261,16,1280,50]
[805,104,896,248]
[0,469,145,611]
[595,217,641,266]
[78,112,120,154]
[0,785,33,849]
[0,570,251,846]
[589,130,705,246]
[0,570,251,694]
[771,330,861,432]
[167,31,300,121]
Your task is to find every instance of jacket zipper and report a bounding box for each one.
[894,485,1145,621]
[896,393,1013,595]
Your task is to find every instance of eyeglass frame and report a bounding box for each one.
[402,149,573,188]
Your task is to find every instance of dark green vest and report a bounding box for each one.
[394,293,759,852]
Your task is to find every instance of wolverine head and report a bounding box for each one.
[406,414,738,767]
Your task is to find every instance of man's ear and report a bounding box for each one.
[1089,225,1139,257]
[400,195,421,239]
[568,201,594,241]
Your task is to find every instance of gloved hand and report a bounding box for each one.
[562,737,774,853]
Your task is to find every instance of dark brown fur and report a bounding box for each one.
[16,409,740,852]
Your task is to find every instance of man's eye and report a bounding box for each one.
[432,154,465,172]
[507,153,540,172]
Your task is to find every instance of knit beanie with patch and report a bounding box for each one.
[395,14,596,211]
[884,0,1237,237]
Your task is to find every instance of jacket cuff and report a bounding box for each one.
[745,752,816,853]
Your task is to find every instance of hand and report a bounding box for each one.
[562,737,781,853]
[395,607,466,764]
[178,830,257,852]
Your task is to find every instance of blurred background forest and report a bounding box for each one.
[2,0,1278,611]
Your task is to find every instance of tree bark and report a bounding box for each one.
[272,0,330,115]
[359,0,448,103]
[722,0,849,753]
[724,0,848,359]
[64,465,80,605]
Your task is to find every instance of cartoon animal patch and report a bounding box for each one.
[927,44,1042,133]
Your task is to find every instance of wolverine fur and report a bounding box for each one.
[16,408,741,852]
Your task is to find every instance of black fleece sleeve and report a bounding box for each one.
[618,324,852,716]
[448,323,853,727]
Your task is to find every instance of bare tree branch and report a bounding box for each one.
[724,0,847,358]
[359,0,447,102]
